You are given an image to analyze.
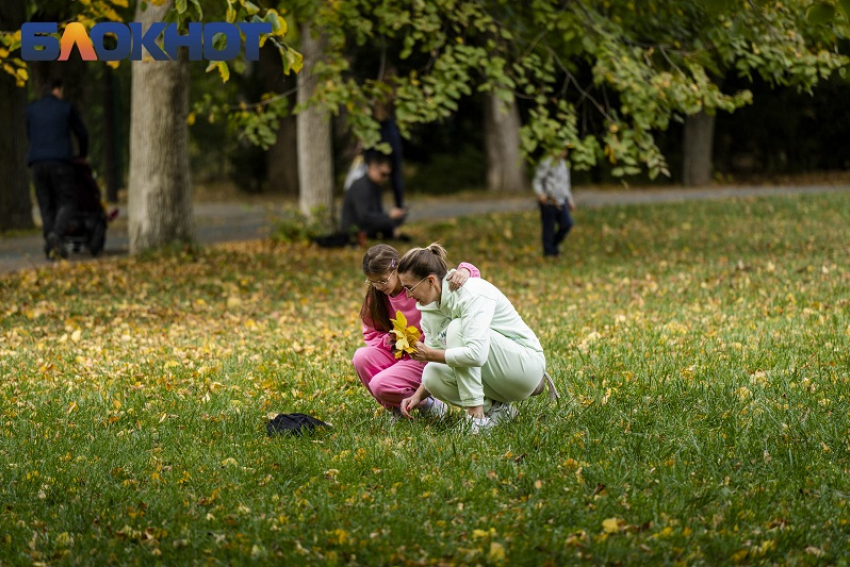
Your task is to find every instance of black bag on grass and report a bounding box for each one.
[311,232,352,248]
[266,413,330,437]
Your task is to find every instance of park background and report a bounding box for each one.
[2,0,850,564]
[1,0,849,244]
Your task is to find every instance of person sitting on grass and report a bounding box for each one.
[354,244,480,421]
[340,152,407,242]
[397,243,558,434]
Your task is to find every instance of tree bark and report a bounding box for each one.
[259,44,298,197]
[0,0,33,231]
[682,110,716,187]
[127,0,195,253]
[483,93,526,193]
[296,23,333,219]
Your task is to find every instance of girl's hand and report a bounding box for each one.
[383,334,396,352]
[446,268,470,291]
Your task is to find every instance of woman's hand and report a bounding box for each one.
[410,341,447,364]
[446,267,471,291]
[409,341,430,362]
[400,390,424,418]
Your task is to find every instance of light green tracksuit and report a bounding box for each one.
[418,273,546,410]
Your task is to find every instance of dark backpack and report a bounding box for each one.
[311,232,353,248]
[266,413,330,437]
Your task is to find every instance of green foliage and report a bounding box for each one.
[272,205,334,243]
[2,0,848,187]
[0,32,27,88]
[282,0,849,183]
[808,1,837,24]
[2,192,850,562]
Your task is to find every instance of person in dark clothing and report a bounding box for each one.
[363,68,406,210]
[363,119,405,209]
[380,119,405,209]
[340,153,407,240]
[26,78,89,259]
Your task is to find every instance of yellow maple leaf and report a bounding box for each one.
[390,310,420,359]
[602,517,623,534]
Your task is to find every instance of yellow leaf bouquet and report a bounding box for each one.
[390,311,420,359]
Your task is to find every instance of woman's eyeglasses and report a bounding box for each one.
[402,276,428,295]
[364,268,395,287]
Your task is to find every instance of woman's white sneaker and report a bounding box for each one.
[467,415,494,434]
[418,397,447,419]
[485,401,518,425]
[465,402,518,434]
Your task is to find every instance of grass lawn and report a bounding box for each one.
[1,191,849,565]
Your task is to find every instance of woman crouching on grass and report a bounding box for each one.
[354,244,480,420]
[397,243,557,434]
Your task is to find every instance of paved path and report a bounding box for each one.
[1,184,848,275]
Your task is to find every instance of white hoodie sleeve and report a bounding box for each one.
[443,289,496,368]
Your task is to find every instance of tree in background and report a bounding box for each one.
[2,0,849,237]
[0,0,298,251]
[0,0,31,231]
[587,0,850,186]
[127,0,195,253]
[296,21,334,219]
[484,94,526,193]
[290,0,848,186]
[128,0,297,252]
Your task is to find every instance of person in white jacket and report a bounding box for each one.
[397,243,558,433]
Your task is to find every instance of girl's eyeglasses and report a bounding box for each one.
[364,268,395,287]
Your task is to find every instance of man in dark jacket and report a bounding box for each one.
[27,79,89,259]
[340,153,406,240]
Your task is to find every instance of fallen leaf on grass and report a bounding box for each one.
[602,517,625,534]
[489,541,506,563]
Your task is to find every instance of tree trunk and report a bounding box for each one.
[259,44,298,197]
[127,0,195,253]
[682,110,716,187]
[483,93,526,193]
[296,23,333,219]
[0,0,33,231]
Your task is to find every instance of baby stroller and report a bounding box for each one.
[64,162,108,257]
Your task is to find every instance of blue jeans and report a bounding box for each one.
[539,202,573,256]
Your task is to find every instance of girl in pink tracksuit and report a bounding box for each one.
[353,244,479,418]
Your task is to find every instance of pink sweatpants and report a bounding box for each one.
[352,346,426,410]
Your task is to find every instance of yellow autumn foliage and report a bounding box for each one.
[390,310,420,359]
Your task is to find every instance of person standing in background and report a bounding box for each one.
[26,78,89,260]
[532,150,575,258]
